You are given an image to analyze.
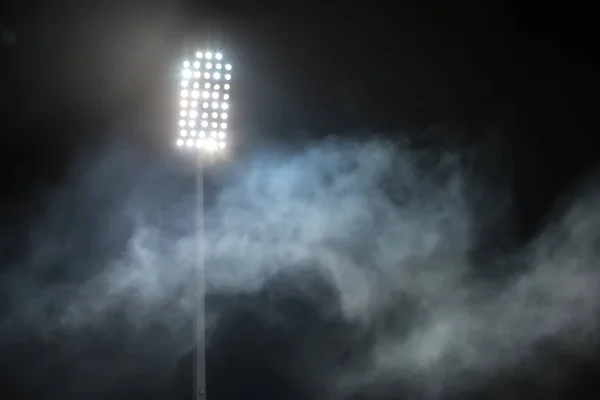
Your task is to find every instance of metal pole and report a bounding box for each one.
[194,154,206,398]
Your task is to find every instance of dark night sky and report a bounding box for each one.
[2,0,597,224]
[1,1,599,399]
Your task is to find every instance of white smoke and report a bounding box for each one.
[1,136,598,398]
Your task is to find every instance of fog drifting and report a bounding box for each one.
[1,137,599,398]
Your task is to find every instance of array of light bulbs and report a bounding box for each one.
[177,51,232,151]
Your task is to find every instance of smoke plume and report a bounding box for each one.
[1,135,599,398]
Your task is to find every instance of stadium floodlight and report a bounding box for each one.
[177,51,231,153]
[176,49,233,400]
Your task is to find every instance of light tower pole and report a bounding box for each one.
[176,49,232,399]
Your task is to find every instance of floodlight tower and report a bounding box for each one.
[177,49,232,399]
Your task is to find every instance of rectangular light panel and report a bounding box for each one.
[177,50,232,151]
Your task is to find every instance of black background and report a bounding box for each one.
[1,0,599,398]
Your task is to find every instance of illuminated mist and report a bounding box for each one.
[1,136,599,398]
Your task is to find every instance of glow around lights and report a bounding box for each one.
[178,49,231,151]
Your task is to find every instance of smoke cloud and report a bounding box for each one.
[1,135,599,398]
